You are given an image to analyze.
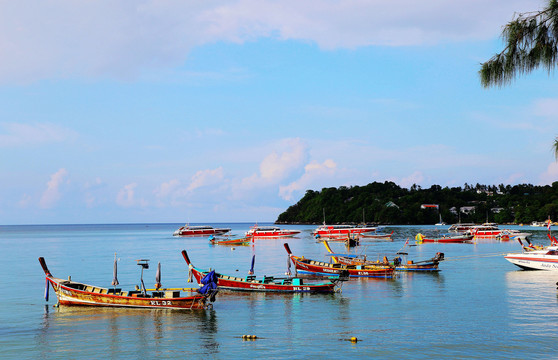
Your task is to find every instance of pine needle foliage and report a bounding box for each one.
[480,0,558,88]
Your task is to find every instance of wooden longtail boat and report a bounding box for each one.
[415,233,474,244]
[322,241,443,272]
[39,257,214,310]
[359,231,394,241]
[182,250,343,293]
[283,243,395,278]
[208,235,251,246]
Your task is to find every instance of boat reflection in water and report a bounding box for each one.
[505,270,558,336]
[39,305,221,356]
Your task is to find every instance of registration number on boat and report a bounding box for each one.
[293,287,310,291]
[150,300,172,306]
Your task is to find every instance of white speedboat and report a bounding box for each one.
[504,246,558,271]
[312,224,376,239]
[496,229,532,241]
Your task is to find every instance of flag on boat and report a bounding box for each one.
[421,204,439,209]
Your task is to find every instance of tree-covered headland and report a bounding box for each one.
[276,182,558,225]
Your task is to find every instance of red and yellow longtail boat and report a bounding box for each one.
[39,256,215,310]
[322,240,443,272]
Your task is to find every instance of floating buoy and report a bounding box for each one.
[242,334,258,340]
[231,247,235,251]
[350,337,358,343]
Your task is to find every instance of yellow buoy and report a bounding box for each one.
[242,334,258,340]
[350,337,358,343]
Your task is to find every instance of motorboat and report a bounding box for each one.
[469,224,502,237]
[173,225,231,237]
[496,229,532,241]
[415,233,474,243]
[312,224,376,239]
[245,225,300,238]
[448,223,478,232]
[505,246,558,270]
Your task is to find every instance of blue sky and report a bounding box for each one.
[1,0,557,224]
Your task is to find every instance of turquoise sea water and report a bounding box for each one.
[2,223,558,359]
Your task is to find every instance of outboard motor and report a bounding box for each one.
[433,252,445,262]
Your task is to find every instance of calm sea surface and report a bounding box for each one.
[2,223,558,359]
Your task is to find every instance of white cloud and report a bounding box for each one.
[194,128,226,138]
[155,179,181,198]
[540,162,558,185]
[83,177,106,208]
[116,183,147,208]
[533,98,558,119]
[39,168,68,209]
[259,138,307,180]
[18,194,31,209]
[0,122,77,147]
[398,171,425,188]
[234,139,308,199]
[279,159,337,201]
[187,167,224,192]
[0,0,539,83]
[84,177,104,190]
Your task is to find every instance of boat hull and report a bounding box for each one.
[421,235,473,243]
[504,255,558,271]
[190,268,335,293]
[209,238,251,246]
[291,259,394,278]
[396,263,439,272]
[335,257,439,272]
[174,227,231,237]
[245,226,301,239]
[248,231,300,239]
[313,228,376,238]
[359,231,394,241]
